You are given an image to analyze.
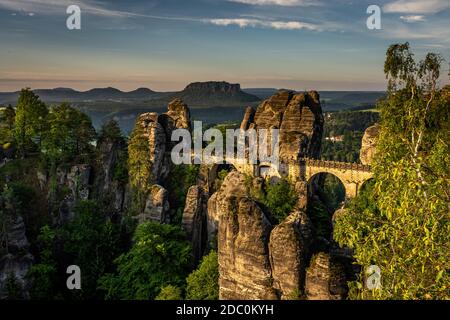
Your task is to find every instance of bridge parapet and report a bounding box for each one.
[300,158,371,172]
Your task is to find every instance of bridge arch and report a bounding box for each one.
[307,172,346,204]
[301,159,373,198]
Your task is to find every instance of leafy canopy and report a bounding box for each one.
[98,222,192,300]
[334,43,449,300]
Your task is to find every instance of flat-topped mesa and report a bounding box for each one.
[183,81,242,95]
[240,90,324,161]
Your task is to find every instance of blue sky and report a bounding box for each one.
[0,0,449,91]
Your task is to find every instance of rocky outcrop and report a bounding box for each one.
[93,138,129,215]
[240,90,324,161]
[52,164,91,224]
[360,123,380,165]
[182,185,207,263]
[209,171,318,300]
[218,196,276,300]
[137,184,170,224]
[0,215,33,299]
[134,112,169,184]
[305,252,348,300]
[130,99,192,224]
[132,99,191,185]
[269,211,312,299]
[240,106,256,130]
[207,172,275,299]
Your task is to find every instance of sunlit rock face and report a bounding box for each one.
[133,98,191,185]
[360,123,380,165]
[207,171,315,300]
[269,210,313,300]
[240,90,324,161]
[137,184,170,224]
[182,185,207,263]
[305,252,349,300]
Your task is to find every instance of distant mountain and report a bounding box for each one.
[161,81,261,107]
[0,87,157,104]
[243,88,279,100]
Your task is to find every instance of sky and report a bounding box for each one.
[0,0,449,92]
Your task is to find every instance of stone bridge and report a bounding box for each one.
[203,155,373,198]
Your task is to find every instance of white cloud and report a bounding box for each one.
[228,0,319,6]
[208,18,320,30]
[0,0,131,17]
[384,0,450,14]
[400,15,426,22]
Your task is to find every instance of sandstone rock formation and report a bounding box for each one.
[130,98,192,224]
[305,252,349,300]
[182,185,207,262]
[269,210,312,299]
[208,171,317,300]
[0,215,34,299]
[93,136,129,215]
[360,123,380,165]
[240,90,324,161]
[137,184,170,224]
[132,98,191,185]
[218,196,276,300]
[134,112,169,184]
[53,164,91,224]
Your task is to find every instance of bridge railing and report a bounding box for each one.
[299,158,371,172]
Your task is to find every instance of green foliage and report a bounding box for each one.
[98,222,192,300]
[262,179,297,223]
[155,285,183,300]
[97,119,123,145]
[96,120,128,185]
[0,105,16,145]
[42,103,96,168]
[5,272,23,300]
[27,226,58,300]
[186,250,219,300]
[307,198,332,239]
[165,164,199,224]
[28,202,127,300]
[112,148,129,185]
[321,111,379,162]
[128,119,152,191]
[0,185,20,255]
[14,88,48,156]
[334,43,449,300]
[62,201,122,299]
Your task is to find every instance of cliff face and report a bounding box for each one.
[0,215,34,299]
[206,171,316,300]
[208,172,277,300]
[360,123,380,165]
[132,98,191,185]
[182,185,207,263]
[240,90,324,161]
[129,99,191,223]
[305,252,349,300]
